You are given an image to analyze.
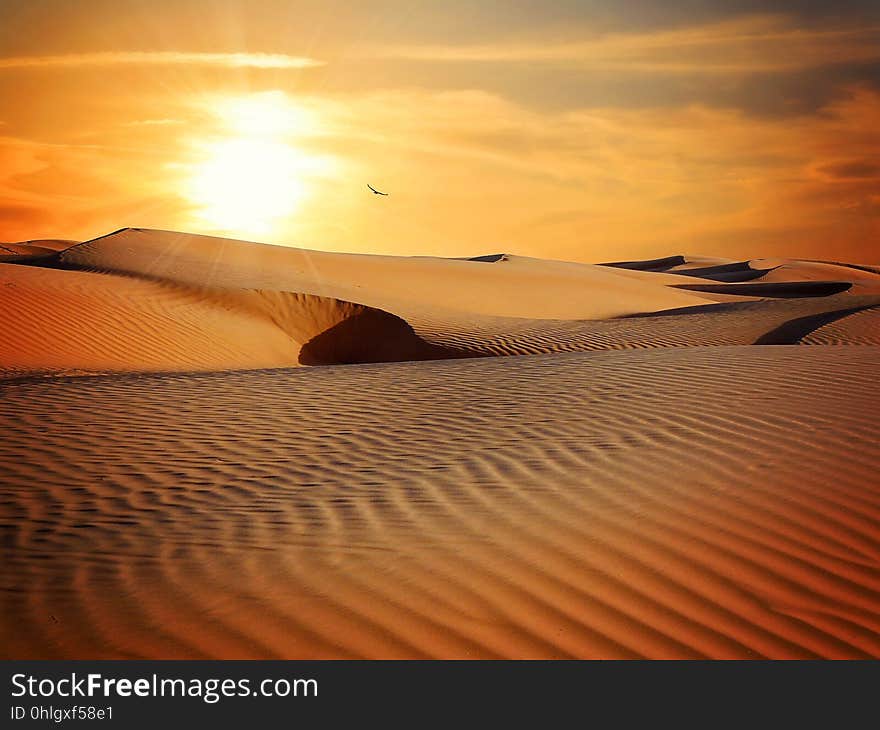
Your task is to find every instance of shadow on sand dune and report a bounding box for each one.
[299,308,473,365]
[672,280,852,298]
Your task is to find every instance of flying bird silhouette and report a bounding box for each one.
[367,184,388,196]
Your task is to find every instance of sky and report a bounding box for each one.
[0,0,879,263]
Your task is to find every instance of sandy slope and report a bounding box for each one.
[60,228,708,319]
[0,261,458,374]
[2,346,878,659]
[0,264,298,373]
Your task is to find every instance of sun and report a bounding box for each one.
[183,92,328,238]
[187,138,306,236]
[219,91,318,137]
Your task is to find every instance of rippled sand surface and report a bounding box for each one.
[3,347,878,658]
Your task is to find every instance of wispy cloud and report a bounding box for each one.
[124,119,186,127]
[0,51,323,71]
[365,15,880,74]
[280,85,880,262]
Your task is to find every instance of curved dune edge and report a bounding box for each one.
[2,346,878,659]
[299,309,472,365]
[0,263,476,375]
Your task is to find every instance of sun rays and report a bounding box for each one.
[182,91,334,238]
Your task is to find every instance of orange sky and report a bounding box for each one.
[0,1,878,263]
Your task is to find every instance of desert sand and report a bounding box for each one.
[1,229,879,658]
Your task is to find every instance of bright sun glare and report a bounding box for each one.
[185,92,328,238]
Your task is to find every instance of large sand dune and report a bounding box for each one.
[1,229,878,658]
[1,227,879,375]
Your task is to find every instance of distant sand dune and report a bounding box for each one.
[750,260,880,295]
[405,296,880,357]
[2,347,878,659]
[662,261,774,283]
[601,254,689,271]
[606,255,880,294]
[14,239,79,252]
[1,228,878,375]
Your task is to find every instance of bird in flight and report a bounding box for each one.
[367,184,389,196]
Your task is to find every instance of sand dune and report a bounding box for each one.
[2,346,878,659]
[0,239,78,262]
[606,255,880,294]
[1,228,879,374]
[601,254,693,270]
[20,239,79,252]
[800,306,880,346]
[0,261,481,374]
[0,263,297,374]
[60,228,709,319]
[1,230,878,659]
[403,295,880,357]
[663,261,773,283]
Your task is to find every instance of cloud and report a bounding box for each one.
[124,119,186,127]
[0,201,48,227]
[0,52,323,71]
[816,159,880,180]
[0,132,189,241]
[293,84,880,261]
[365,15,880,74]
[1,81,879,262]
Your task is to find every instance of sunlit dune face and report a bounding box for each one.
[182,92,332,238]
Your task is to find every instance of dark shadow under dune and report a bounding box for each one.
[599,255,686,271]
[672,280,852,297]
[755,305,877,345]
[466,253,509,263]
[670,261,776,283]
[299,309,475,365]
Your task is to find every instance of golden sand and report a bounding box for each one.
[1,229,878,658]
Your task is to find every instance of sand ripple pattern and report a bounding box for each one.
[2,346,878,658]
[405,295,880,356]
[800,307,880,346]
